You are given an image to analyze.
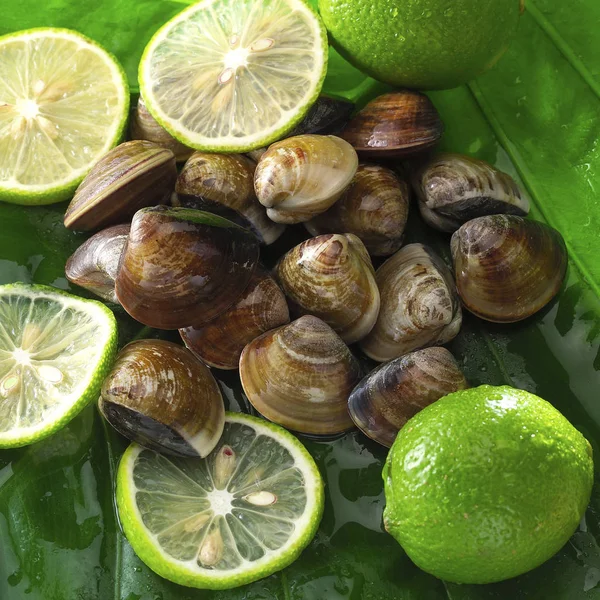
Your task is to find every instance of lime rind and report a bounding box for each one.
[117,412,324,589]
[0,282,118,447]
[139,0,328,153]
[0,28,129,205]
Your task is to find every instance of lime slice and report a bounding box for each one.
[117,412,324,589]
[0,28,129,205]
[139,0,328,152]
[0,283,118,447]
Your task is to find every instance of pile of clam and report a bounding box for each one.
[64,90,567,455]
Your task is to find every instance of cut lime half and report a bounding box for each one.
[0,28,129,205]
[117,412,324,589]
[0,283,118,447]
[139,0,328,152]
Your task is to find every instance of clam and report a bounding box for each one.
[65,224,129,302]
[276,234,380,344]
[130,96,193,162]
[305,164,410,256]
[451,215,567,322]
[340,91,443,158]
[99,340,224,457]
[348,347,468,447]
[289,95,355,136]
[174,152,284,245]
[414,153,530,232]
[180,269,290,370]
[254,135,358,224]
[247,148,267,163]
[360,243,462,362]
[239,316,361,435]
[115,206,259,330]
[63,140,177,231]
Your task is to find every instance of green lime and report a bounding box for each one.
[318,0,522,90]
[116,412,324,590]
[0,283,118,448]
[383,385,593,584]
[139,0,328,152]
[0,28,129,205]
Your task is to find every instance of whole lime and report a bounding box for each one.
[318,0,522,90]
[383,385,594,584]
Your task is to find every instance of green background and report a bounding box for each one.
[1,0,600,598]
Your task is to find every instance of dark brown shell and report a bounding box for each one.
[275,234,380,344]
[180,269,290,370]
[130,96,193,162]
[64,140,177,231]
[115,206,259,330]
[340,91,443,158]
[348,347,468,447]
[288,95,355,137]
[174,152,284,244]
[65,224,129,302]
[305,163,410,256]
[414,153,530,232]
[239,316,361,436]
[451,215,567,322]
[99,340,224,457]
[360,243,462,362]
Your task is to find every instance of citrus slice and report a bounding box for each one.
[117,412,324,589]
[0,28,129,205]
[0,283,118,447]
[139,0,328,152]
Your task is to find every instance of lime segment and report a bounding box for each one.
[0,283,118,447]
[0,28,129,204]
[117,412,324,589]
[139,0,328,152]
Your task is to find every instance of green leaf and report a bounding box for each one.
[1,1,600,599]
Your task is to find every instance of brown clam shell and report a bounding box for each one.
[174,152,284,245]
[414,153,530,233]
[239,316,361,436]
[115,206,259,330]
[65,223,129,303]
[275,234,380,344]
[99,340,225,457]
[360,243,462,362]
[451,215,567,322]
[305,163,410,256]
[130,96,193,162]
[254,134,358,224]
[348,347,468,447]
[340,91,443,158]
[63,140,177,231]
[180,269,290,370]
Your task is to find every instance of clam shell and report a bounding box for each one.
[276,234,380,344]
[63,140,177,231]
[254,134,358,224]
[99,340,225,457]
[65,223,129,303]
[305,163,410,256]
[340,91,443,157]
[451,215,567,322]
[174,152,284,245]
[130,96,193,162]
[414,153,530,232]
[180,269,290,370]
[360,243,462,362]
[288,95,354,136]
[115,206,259,329]
[348,347,468,447]
[239,316,361,435]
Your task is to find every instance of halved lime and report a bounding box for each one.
[0,283,118,447]
[0,28,129,205]
[139,0,328,152]
[117,412,324,589]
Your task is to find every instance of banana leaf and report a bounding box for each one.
[1,1,600,598]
